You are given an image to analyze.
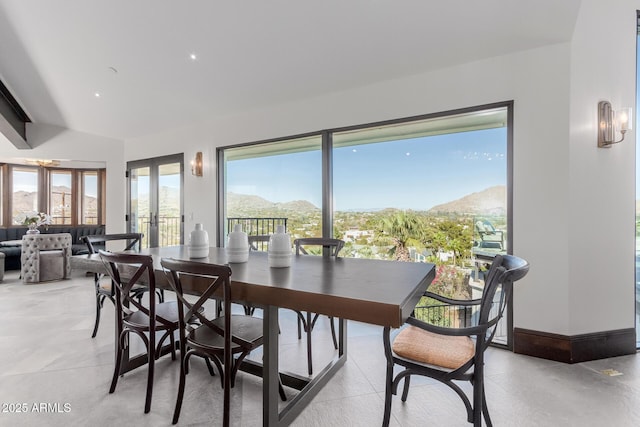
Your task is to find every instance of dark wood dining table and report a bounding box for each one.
[71,245,436,426]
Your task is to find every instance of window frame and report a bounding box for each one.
[217,101,514,347]
[0,164,106,227]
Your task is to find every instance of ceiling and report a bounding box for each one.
[0,0,581,143]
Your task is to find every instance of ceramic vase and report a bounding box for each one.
[268,225,291,268]
[26,224,40,235]
[188,223,209,259]
[226,224,249,263]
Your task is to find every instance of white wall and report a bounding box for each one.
[0,124,126,233]
[567,0,637,334]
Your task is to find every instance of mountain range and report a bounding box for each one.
[228,186,507,216]
[428,185,506,215]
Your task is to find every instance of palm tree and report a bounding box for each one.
[377,211,423,262]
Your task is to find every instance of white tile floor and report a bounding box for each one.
[1,270,640,426]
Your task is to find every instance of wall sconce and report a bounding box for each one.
[191,151,203,176]
[598,101,632,148]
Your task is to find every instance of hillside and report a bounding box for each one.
[227,192,319,217]
[12,186,97,223]
[428,185,506,215]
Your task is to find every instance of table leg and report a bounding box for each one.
[338,317,347,357]
[263,305,280,426]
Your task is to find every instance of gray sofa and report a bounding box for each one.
[0,225,105,270]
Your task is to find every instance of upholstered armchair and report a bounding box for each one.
[21,233,72,283]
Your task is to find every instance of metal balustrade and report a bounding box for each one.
[135,216,182,248]
[226,217,288,236]
[413,301,508,343]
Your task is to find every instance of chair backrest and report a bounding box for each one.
[476,254,529,350]
[82,233,143,254]
[248,235,271,252]
[293,238,345,257]
[160,258,253,349]
[98,250,173,329]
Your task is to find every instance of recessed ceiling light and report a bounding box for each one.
[189,53,197,61]
[94,92,101,98]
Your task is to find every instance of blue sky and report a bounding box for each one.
[227,127,507,211]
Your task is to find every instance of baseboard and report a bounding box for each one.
[513,327,636,363]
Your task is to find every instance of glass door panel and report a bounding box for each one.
[128,154,183,248]
[158,163,182,247]
[129,166,152,247]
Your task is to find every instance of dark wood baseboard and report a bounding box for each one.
[514,327,636,364]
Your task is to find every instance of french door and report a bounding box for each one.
[127,154,184,248]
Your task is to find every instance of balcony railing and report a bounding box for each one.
[226,217,288,236]
[135,216,182,247]
[225,217,288,251]
[413,300,507,343]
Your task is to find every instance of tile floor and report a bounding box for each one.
[1,270,639,426]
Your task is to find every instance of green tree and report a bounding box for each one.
[377,211,424,261]
[423,217,473,266]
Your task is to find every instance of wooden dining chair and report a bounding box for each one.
[160,257,285,425]
[293,238,345,375]
[99,250,179,414]
[248,234,271,252]
[81,233,161,338]
[382,254,529,427]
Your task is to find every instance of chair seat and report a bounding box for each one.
[188,315,264,352]
[392,325,474,370]
[99,280,146,294]
[124,301,179,329]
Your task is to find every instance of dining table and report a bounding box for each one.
[71,245,436,426]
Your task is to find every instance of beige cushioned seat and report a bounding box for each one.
[392,325,475,370]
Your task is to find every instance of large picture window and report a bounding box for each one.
[218,102,512,345]
[50,170,72,224]
[11,166,39,225]
[1,164,106,226]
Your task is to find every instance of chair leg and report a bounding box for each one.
[401,375,411,402]
[169,332,177,361]
[306,312,313,375]
[145,337,155,413]
[172,352,191,424]
[91,294,102,338]
[204,356,216,376]
[278,375,287,401]
[109,332,125,394]
[382,362,394,427]
[481,383,493,427]
[329,316,338,350]
[472,371,484,426]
